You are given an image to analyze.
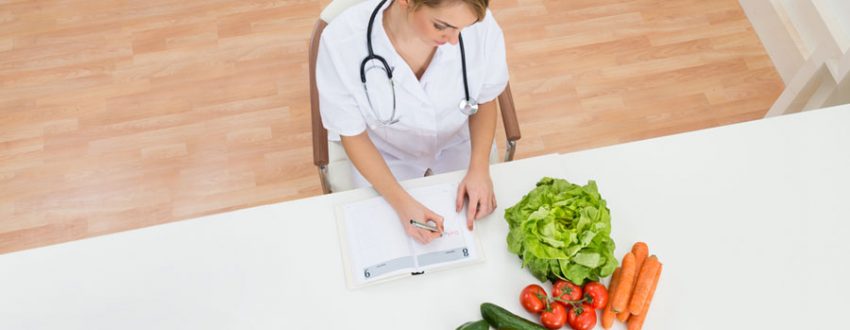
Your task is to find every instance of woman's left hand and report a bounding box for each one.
[456,168,497,230]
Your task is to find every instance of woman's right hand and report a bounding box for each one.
[339,134,444,243]
[392,194,444,244]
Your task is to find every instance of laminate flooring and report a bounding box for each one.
[0,0,783,253]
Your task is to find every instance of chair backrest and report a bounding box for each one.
[309,0,371,194]
[320,0,369,22]
[311,0,371,167]
[308,18,329,170]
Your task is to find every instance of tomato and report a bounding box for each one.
[540,300,567,329]
[567,303,597,330]
[520,284,547,314]
[552,280,582,303]
[582,281,609,310]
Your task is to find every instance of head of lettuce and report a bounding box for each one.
[505,177,618,284]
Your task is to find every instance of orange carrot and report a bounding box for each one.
[617,309,630,322]
[627,242,649,314]
[601,267,622,329]
[628,264,662,330]
[610,252,636,313]
[631,242,649,278]
[629,255,661,315]
[631,242,649,265]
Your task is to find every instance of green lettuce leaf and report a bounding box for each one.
[505,178,618,284]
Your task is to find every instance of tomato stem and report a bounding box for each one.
[551,296,587,309]
[535,292,552,312]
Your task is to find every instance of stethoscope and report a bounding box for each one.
[361,0,478,127]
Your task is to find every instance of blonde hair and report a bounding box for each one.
[409,0,489,22]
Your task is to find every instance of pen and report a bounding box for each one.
[409,219,439,233]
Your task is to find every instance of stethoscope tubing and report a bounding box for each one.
[361,0,393,83]
[458,33,471,104]
[361,0,476,126]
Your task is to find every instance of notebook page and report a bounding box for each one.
[342,196,415,283]
[409,184,480,269]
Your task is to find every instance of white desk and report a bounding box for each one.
[0,154,568,330]
[2,104,849,329]
[556,103,850,329]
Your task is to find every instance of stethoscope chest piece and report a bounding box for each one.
[459,98,479,115]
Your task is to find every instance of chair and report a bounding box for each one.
[309,0,521,194]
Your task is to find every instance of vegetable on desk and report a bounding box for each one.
[618,242,648,321]
[457,320,490,330]
[520,284,547,314]
[582,281,609,310]
[539,301,567,329]
[627,264,662,330]
[610,252,635,314]
[603,242,663,330]
[601,267,622,328]
[629,255,661,314]
[517,279,609,330]
[566,303,597,330]
[552,279,582,303]
[504,178,618,285]
[481,302,547,330]
[630,242,649,273]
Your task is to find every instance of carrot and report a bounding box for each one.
[631,242,649,278]
[628,264,662,330]
[617,309,630,322]
[610,252,636,313]
[628,255,661,315]
[631,242,649,265]
[627,242,649,314]
[601,267,622,329]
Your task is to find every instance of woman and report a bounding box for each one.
[316,0,508,244]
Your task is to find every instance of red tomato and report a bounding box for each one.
[567,303,597,330]
[582,281,609,310]
[540,300,567,329]
[552,280,582,303]
[520,284,547,314]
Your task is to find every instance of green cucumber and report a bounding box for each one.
[480,302,546,330]
[457,319,490,330]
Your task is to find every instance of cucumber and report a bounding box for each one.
[457,320,490,330]
[480,302,546,330]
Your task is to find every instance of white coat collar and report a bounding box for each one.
[369,0,460,105]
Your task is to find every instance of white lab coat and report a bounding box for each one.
[316,0,509,187]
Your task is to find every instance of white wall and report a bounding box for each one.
[739,0,850,117]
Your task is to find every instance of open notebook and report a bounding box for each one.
[336,183,484,289]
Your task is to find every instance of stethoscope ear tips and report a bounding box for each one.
[459,99,479,116]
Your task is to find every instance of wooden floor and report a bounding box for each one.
[0,0,783,254]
